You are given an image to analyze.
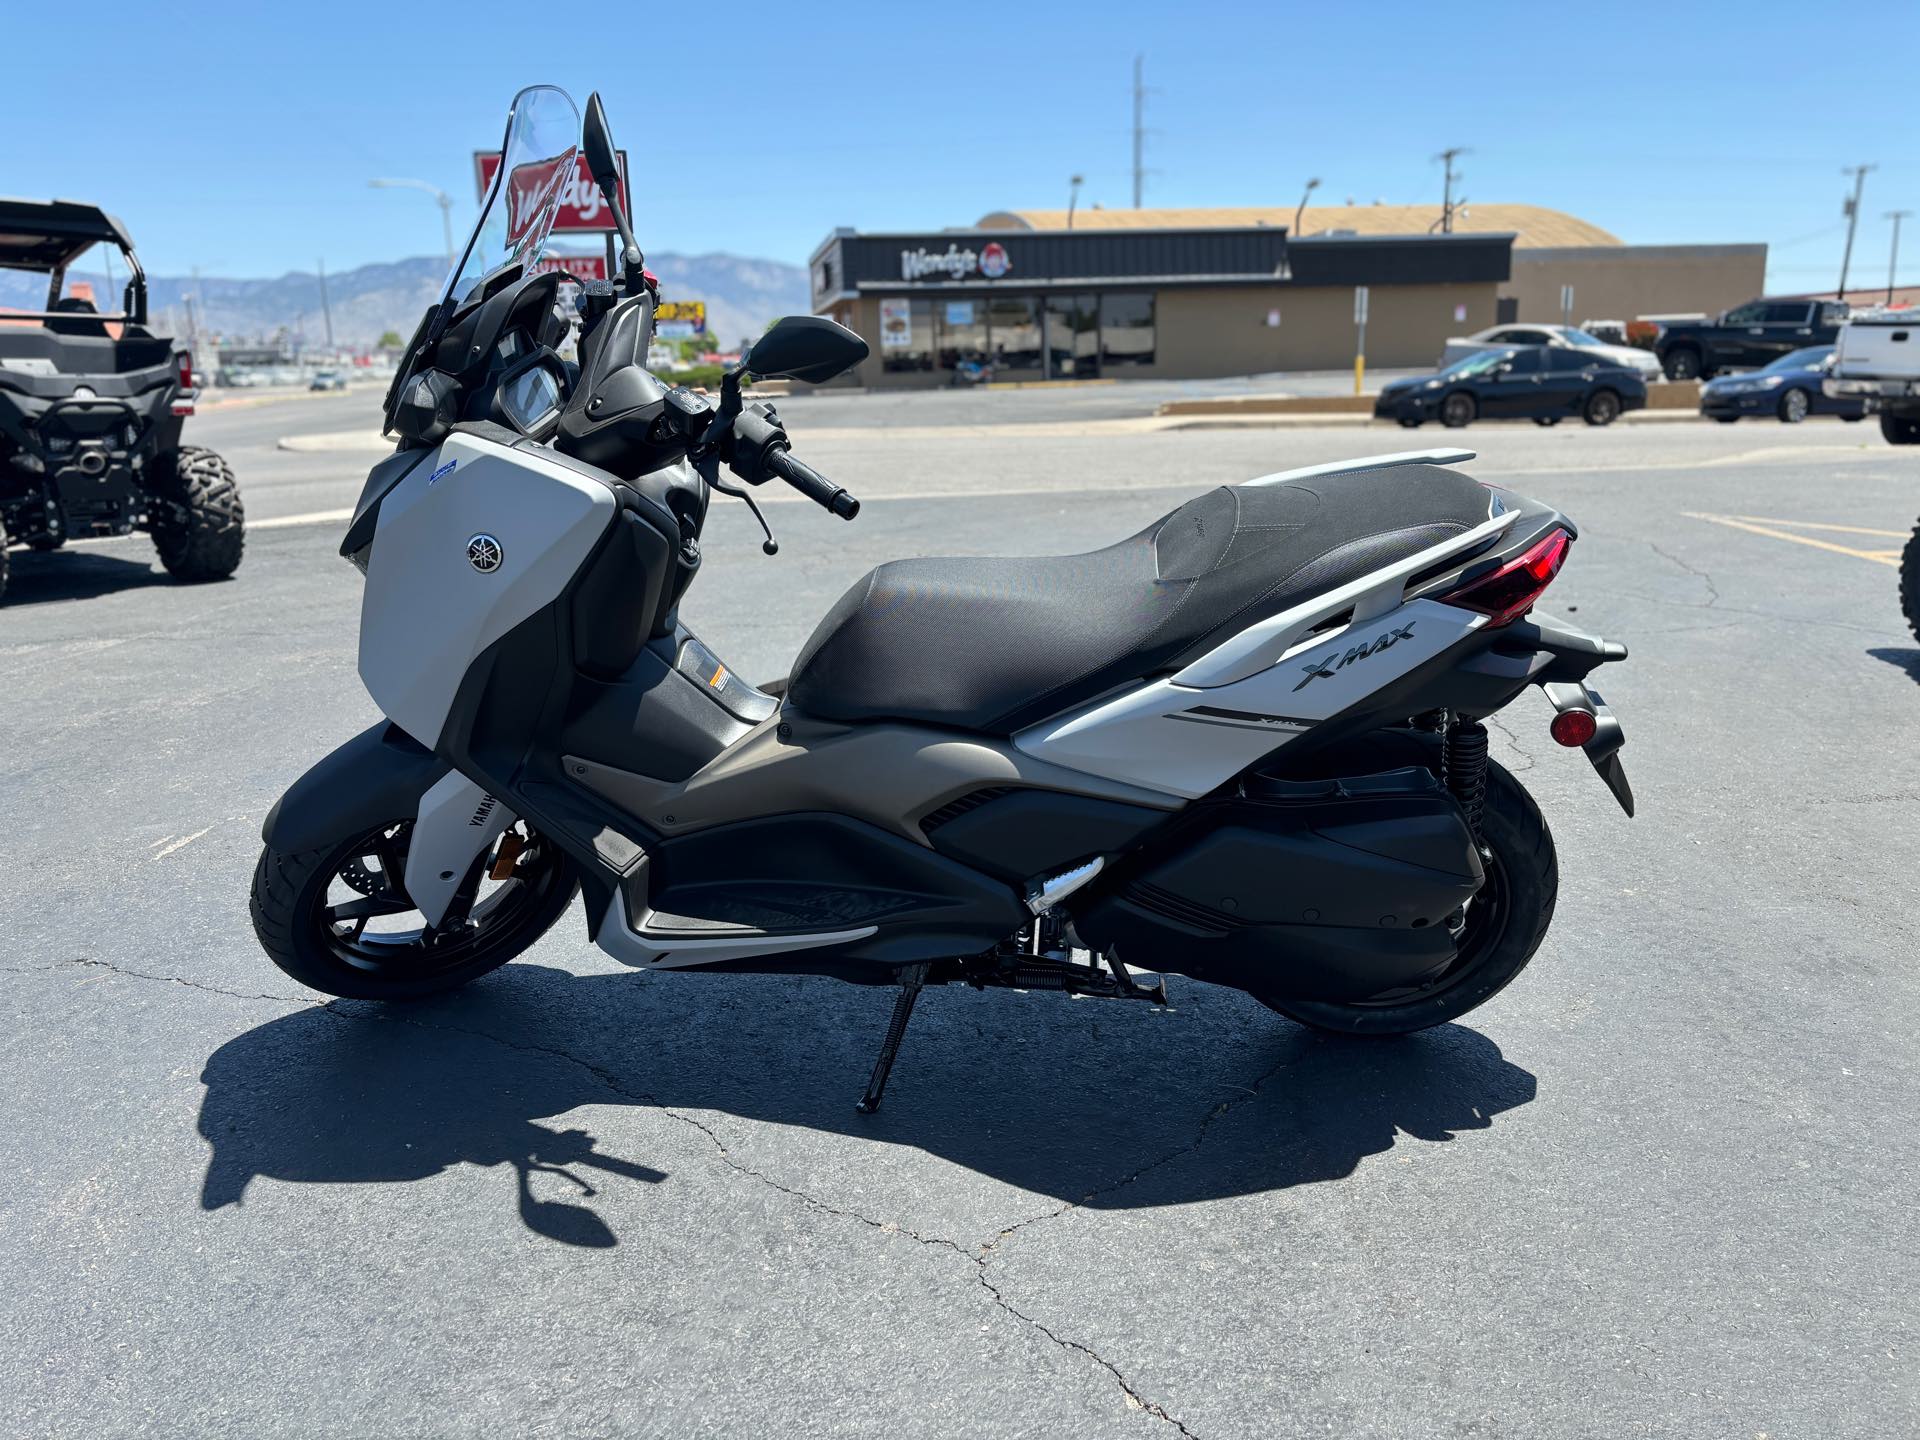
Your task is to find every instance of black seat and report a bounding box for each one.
[786,464,1494,735]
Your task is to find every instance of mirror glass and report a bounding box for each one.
[583,93,619,190]
[745,316,869,384]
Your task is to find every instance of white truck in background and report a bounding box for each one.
[1825,309,1920,444]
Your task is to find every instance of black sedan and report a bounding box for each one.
[1697,345,1869,425]
[1375,346,1648,429]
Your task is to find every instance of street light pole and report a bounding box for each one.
[1886,210,1913,305]
[1837,164,1876,299]
[370,178,457,272]
[1067,174,1084,230]
[1434,148,1469,234]
[1294,177,1320,238]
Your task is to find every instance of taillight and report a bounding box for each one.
[172,350,195,416]
[1441,528,1571,626]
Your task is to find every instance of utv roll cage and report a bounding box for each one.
[0,197,148,327]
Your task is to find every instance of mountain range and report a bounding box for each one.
[0,251,810,351]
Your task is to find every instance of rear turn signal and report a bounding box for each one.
[172,350,195,417]
[1549,708,1598,747]
[1441,528,1571,627]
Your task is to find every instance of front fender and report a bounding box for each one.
[261,722,450,853]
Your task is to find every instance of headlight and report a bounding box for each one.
[1423,378,1444,390]
[1758,375,1784,389]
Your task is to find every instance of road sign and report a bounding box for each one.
[1354,286,1370,325]
[473,151,631,233]
[1354,287,1370,395]
[1560,283,1576,327]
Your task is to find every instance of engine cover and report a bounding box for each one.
[1074,767,1484,1003]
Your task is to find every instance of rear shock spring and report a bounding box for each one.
[1445,716,1490,840]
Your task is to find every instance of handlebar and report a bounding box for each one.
[767,449,859,520]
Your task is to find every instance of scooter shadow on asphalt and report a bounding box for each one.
[195,965,1537,1248]
[1867,647,1920,684]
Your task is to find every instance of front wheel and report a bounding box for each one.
[1533,415,1561,427]
[1440,392,1477,428]
[148,445,244,581]
[250,818,579,999]
[1777,387,1811,424]
[1883,413,1920,446]
[1263,758,1557,1035]
[1583,388,1622,426]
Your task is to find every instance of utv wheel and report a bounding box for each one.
[250,819,579,1000]
[1883,414,1920,446]
[1901,521,1920,646]
[1582,389,1622,426]
[148,445,244,581]
[1261,757,1558,1036]
[1663,348,1702,381]
[1440,392,1477,428]
[1777,387,1811,424]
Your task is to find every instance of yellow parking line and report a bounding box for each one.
[1683,511,1900,567]
[1724,515,1907,539]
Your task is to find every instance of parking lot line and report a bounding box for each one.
[1723,515,1907,540]
[1683,511,1902,567]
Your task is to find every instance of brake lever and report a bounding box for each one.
[698,451,778,556]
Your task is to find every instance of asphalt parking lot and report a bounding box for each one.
[5,390,1918,1437]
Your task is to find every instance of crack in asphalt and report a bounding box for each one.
[58,954,1202,1435]
[1645,540,1720,607]
[1484,716,1538,773]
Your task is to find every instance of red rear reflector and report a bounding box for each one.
[177,350,193,391]
[1441,529,1571,626]
[1550,708,1597,747]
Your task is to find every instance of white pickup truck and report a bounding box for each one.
[1825,309,1920,444]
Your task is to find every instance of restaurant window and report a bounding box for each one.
[879,298,935,373]
[987,295,1042,374]
[1046,293,1100,379]
[936,298,988,371]
[1100,292,1155,368]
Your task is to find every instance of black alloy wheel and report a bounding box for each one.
[250,818,579,999]
[1777,387,1811,424]
[1440,392,1477,428]
[1583,389,1622,426]
[1664,348,1702,381]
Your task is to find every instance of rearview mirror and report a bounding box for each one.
[745,316,869,384]
[582,93,620,196]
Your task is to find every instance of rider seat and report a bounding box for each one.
[785,464,1496,735]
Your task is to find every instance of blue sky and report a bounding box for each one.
[5,0,1916,290]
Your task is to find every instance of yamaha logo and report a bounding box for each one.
[466,534,503,573]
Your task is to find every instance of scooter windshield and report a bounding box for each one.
[442,85,581,305]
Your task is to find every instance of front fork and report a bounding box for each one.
[403,771,517,926]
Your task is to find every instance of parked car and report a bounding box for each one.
[308,369,349,391]
[1825,308,1920,445]
[1698,346,1867,424]
[1375,346,1647,429]
[1441,322,1662,381]
[1652,297,1850,381]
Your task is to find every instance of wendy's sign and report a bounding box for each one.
[474,150,631,234]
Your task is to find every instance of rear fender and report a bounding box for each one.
[260,722,449,854]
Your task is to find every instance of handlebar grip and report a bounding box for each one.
[769,450,860,520]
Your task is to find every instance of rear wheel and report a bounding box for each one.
[1713,415,1740,423]
[1440,392,1476,428]
[1262,756,1557,1036]
[250,818,579,999]
[1883,413,1920,446]
[148,445,244,581]
[1583,388,1622,426]
[1901,521,1920,645]
[1777,387,1811,424]
[1397,417,1424,429]
[1663,347,1702,381]
[1532,416,1561,427]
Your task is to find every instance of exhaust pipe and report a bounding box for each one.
[76,450,108,477]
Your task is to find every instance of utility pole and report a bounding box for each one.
[1886,210,1912,305]
[1131,55,1146,208]
[1434,148,1469,234]
[1837,164,1877,298]
[317,258,334,350]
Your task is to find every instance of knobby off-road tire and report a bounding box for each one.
[1900,520,1920,646]
[1262,752,1559,1036]
[251,822,579,1000]
[148,445,244,581]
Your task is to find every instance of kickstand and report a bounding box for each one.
[855,962,931,1114]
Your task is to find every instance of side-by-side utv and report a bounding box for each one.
[0,198,242,601]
